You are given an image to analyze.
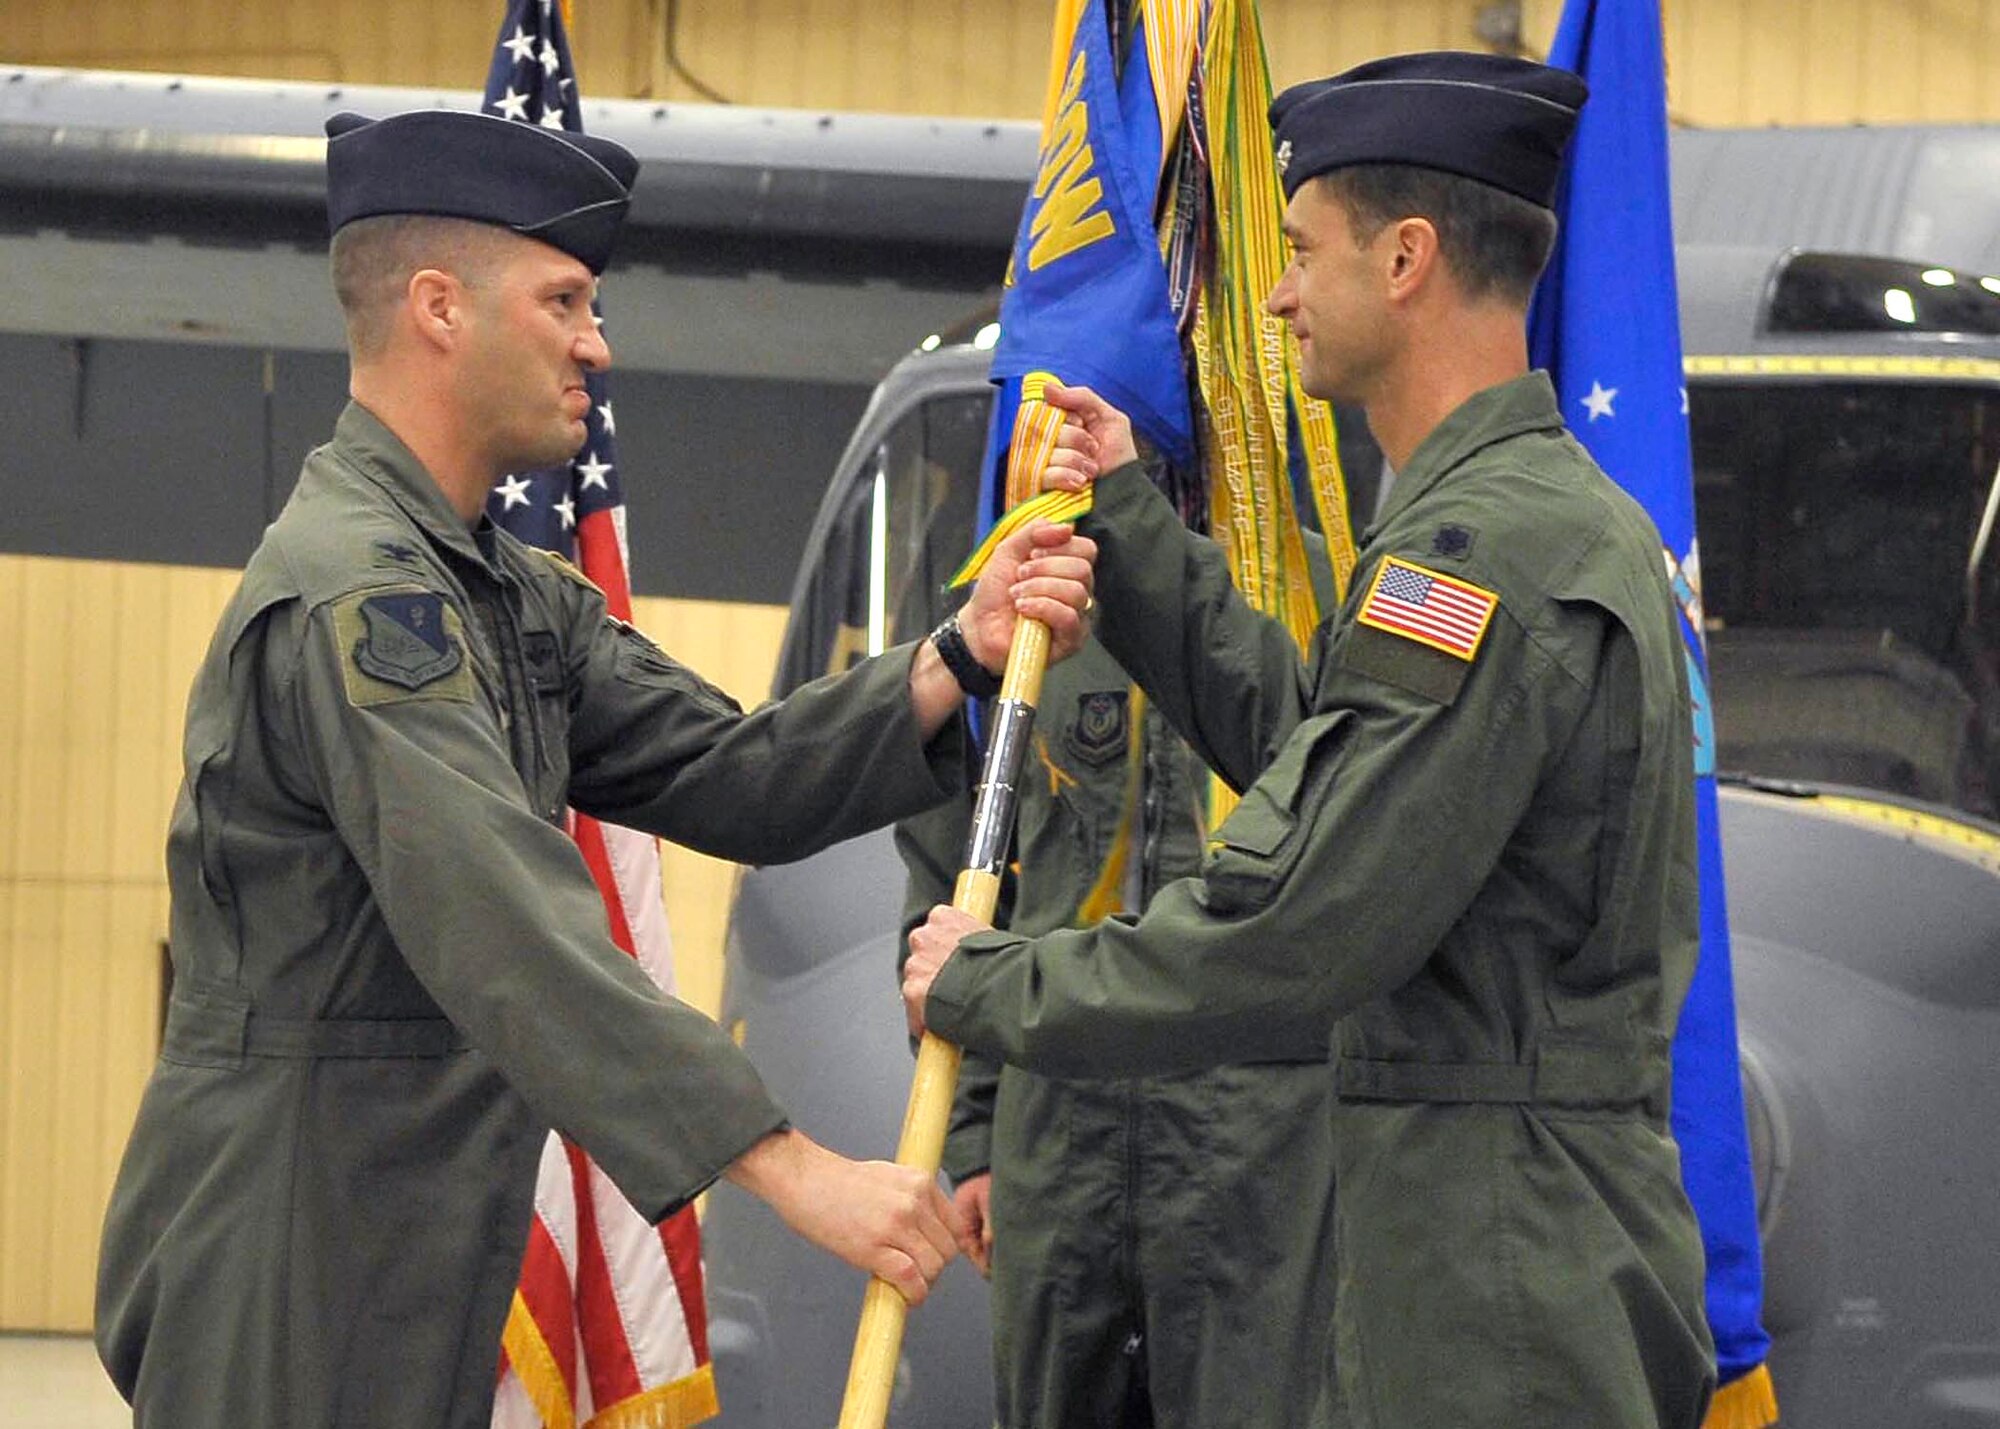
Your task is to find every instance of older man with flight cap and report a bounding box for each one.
[94,109,1098,1427]
[903,52,1717,1428]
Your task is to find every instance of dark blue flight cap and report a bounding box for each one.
[325,110,639,274]
[1270,52,1587,208]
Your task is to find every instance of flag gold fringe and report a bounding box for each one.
[584,1365,721,1429]
[502,1291,577,1429]
[1189,0,1358,822]
[1702,1365,1778,1429]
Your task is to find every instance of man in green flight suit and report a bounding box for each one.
[896,532,1342,1428]
[904,52,1717,1428]
[94,109,1099,1429]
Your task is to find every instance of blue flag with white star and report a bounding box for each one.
[1529,0,1773,1415]
[480,0,626,559]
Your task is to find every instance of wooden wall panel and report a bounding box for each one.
[6,0,2000,125]
[0,556,237,1331]
[630,593,790,1023]
[0,553,784,1330]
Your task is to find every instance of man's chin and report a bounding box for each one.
[514,429,588,472]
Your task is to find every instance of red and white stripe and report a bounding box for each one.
[493,506,718,1429]
[1357,557,1498,661]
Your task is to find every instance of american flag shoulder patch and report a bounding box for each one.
[1356,556,1500,662]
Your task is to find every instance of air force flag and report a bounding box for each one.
[1529,3,1776,1424]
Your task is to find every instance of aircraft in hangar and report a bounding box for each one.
[709,126,2000,1428]
[4,63,1997,1429]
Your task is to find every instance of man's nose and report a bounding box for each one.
[578,318,613,372]
[1265,275,1294,319]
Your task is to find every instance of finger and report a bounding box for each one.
[904,1221,947,1287]
[925,1182,968,1265]
[1023,519,1078,548]
[1008,578,1094,615]
[1017,600,1082,650]
[1041,451,1096,491]
[1013,554,1096,588]
[903,981,926,1039]
[1052,424,1100,454]
[1042,381,1105,417]
[876,1248,928,1306]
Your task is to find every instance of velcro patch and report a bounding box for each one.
[332,589,475,708]
[1065,689,1130,768]
[1356,556,1498,663]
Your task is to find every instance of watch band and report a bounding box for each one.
[930,612,1003,700]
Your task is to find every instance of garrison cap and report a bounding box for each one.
[324,110,639,274]
[1270,52,1587,208]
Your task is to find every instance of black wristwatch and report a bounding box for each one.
[930,612,1003,700]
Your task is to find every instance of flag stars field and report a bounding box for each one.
[1582,379,1619,421]
[496,472,533,509]
[501,27,537,65]
[577,451,613,489]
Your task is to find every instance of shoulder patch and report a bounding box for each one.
[1064,689,1130,768]
[331,588,476,708]
[536,547,604,598]
[1355,556,1499,663]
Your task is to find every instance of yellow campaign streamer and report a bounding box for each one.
[952,488,1095,587]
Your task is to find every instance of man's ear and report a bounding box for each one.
[1386,217,1442,303]
[406,268,463,351]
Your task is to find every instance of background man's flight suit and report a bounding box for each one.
[926,374,1717,1429]
[97,404,965,1428]
[898,631,1335,1428]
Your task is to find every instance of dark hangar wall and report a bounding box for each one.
[0,331,868,607]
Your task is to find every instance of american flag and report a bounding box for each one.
[479,4,721,1427]
[1356,557,1499,662]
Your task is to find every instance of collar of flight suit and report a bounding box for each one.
[1363,369,1566,543]
[331,400,503,573]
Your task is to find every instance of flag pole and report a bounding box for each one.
[836,381,1072,1429]
[837,623,1049,1429]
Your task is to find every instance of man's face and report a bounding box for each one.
[1267,179,1393,404]
[456,234,611,474]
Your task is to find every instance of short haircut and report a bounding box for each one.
[1318,165,1559,307]
[329,215,513,357]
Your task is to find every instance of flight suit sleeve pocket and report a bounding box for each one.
[610,623,742,715]
[1199,715,1343,917]
[1336,623,1473,705]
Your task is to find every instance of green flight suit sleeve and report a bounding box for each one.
[290,591,786,1222]
[894,795,1004,1185]
[559,579,966,865]
[1079,463,1321,792]
[925,579,1600,1079]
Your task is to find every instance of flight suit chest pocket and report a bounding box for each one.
[1200,714,1345,917]
[521,629,571,816]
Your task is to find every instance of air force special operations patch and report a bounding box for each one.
[333,588,475,708]
[1066,689,1130,768]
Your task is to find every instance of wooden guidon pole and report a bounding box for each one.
[837,375,1070,1429]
